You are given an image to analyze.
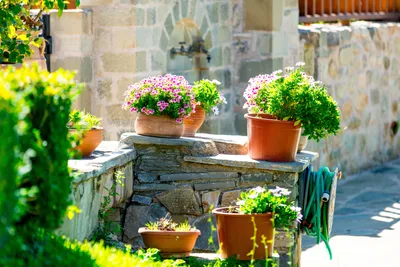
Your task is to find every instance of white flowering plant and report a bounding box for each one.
[243,62,340,141]
[236,186,302,229]
[122,74,195,123]
[192,79,227,116]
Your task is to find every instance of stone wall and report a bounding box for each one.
[62,135,317,267]
[299,22,400,175]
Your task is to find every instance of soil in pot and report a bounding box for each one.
[183,105,206,137]
[72,128,103,158]
[135,113,184,138]
[212,207,274,260]
[245,114,301,162]
[138,228,201,258]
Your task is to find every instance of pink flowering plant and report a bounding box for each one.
[243,62,340,141]
[236,186,302,229]
[192,79,227,116]
[122,74,195,123]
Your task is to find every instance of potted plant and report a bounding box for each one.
[243,63,340,162]
[138,217,201,258]
[183,79,227,137]
[68,110,103,157]
[122,74,195,138]
[212,186,302,260]
[0,0,79,69]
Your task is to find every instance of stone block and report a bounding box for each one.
[98,7,139,27]
[156,188,201,215]
[326,30,340,46]
[53,35,93,55]
[371,89,380,105]
[212,25,231,44]
[221,189,241,207]
[244,0,283,32]
[164,14,174,36]
[223,46,231,65]
[258,33,272,56]
[241,173,274,183]
[123,204,167,240]
[134,184,176,191]
[101,52,145,73]
[239,58,283,83]
[339,44,353,66]
[137,173,158,183]
[147,7,157,25]
[209,47,223,67]
[52,57,92,83]
[132,195,153,205]
[159,30,169,52]
[160,172,239,182]
[194,181,236,191]
[50,10,91,35]
[202,191,221,212]
[96,78,112,100]
[220,3,229,21]
[151,50,166,71]
[95,28,112,51]
[113,28,136,49]
[192,213,218,250]
[207,3,219,23]
[199,118,220,134]
[80,0,113,6]
[220,116,235,134]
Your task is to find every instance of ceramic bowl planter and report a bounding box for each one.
[72,128,103,157]
[138,228,200,257]
[212,207,274,260]
[245,114,301,162]
[135,113,184,138]
[183,105,206,137]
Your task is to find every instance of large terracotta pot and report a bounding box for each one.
[245,114,301,162]
[183,105,206,137]
[361,0,394,12]
[72,128,103,157]
[135,113,184,138]
[212,207,274,260]
[138,228,201,258]
[300,0,362,15]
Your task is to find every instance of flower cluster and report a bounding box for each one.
[243,62,341,141]
[122,74,195,123]
[236,186,302,228]
[192,79,227,116]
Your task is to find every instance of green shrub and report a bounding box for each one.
[0,64,82,235]
[192,79,227,115]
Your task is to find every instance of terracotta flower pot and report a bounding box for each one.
[135,113,184,138]
[138,228,201,258]
[245,114,301,162]
[183,105,206,137]
[297,135,309,153]
[72,128,103,157]
[212,207,275,260]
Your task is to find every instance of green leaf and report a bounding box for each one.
[294,120,301,126]
[283,117,290,121]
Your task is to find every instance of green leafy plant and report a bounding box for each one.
[236,187,302,229]
[122,74,195,123]
[145,217,196,232]
[192,79,227,115]
[92,171,125,245]
[243,63,340,141]
[68,109,102,130]
[0,0,80,64]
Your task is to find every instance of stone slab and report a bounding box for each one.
[194,181,236,191]
[69,141,136,184]
[160,172,239,182]
[184,152,319,173]
[195,133,248,155]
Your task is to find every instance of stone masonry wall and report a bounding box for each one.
[299,22,400,175]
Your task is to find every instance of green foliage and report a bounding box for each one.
[69,109,102,130]
[0,0,80,63]
[244,64,341,141]
[192,79,227,115]
[0,64,82,239]
[237,187,302,229]
[145,217,196,231]
[92,171,125,245]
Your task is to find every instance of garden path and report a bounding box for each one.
[302,159,400,267]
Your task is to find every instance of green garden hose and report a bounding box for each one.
[300,166,337,260]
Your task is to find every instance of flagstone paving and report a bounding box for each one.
[302,159,400,267]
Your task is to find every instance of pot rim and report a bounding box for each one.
[212,207,273,217]
[244,113,299,126]
[68,127,104,131]
[138,227,201,235]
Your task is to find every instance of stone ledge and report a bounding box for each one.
[69,141,136,184]
[184,151,319,173]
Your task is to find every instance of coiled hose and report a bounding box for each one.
[300,166,337,260]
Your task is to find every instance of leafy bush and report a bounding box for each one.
[236,186,302,229]
[192,79,227,115]
[243,63,340,141]
[68,109,102,130]
[0,0,80,63]
[122,74,195,123]
[0,64,82,236]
